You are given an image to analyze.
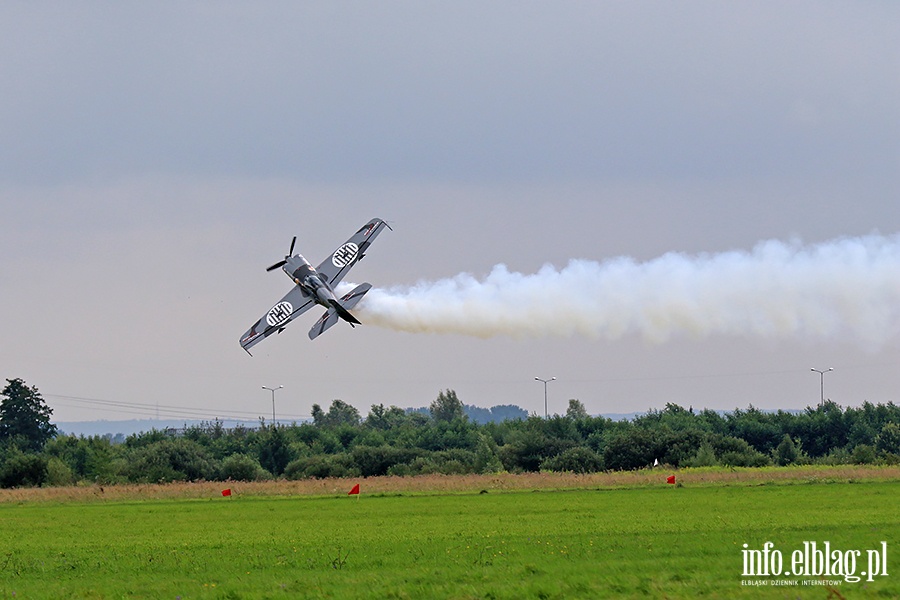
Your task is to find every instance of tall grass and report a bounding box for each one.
[2,464,898,504]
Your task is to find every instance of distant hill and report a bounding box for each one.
[50,411,664,436]
[56,419,265,438]
[55,407,803,437]
[56,404,533,436]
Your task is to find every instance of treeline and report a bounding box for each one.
[2,386,900,488]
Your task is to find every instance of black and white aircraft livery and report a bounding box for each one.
[239,218,391,354]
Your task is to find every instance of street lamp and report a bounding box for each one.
[534,376,556,418]
[262,385,283,424]
[810,368,833,407]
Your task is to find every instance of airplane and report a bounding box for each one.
[239,217,391,354]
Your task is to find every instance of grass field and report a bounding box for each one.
[1,468,898,599]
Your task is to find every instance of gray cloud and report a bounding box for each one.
[2,3,897,184]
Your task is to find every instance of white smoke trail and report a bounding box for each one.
[353,234,900,346]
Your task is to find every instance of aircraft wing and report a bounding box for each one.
[239,285,315,354]
[315,218,391,287]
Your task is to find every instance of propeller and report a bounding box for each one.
[266,236,297,272]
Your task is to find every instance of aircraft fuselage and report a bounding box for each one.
[283,255,338,309]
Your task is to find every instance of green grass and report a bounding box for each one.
[2,481,898,598]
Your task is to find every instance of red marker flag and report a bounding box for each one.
[666,475,676,485]
[222,488,232,497]
[348,483,360,496]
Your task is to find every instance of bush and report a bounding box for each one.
[851,444,877,465]
[498,429,554,472]
[257,426,294,476]
[43,434,120,481]
[540,447,604,473]
[603,428,657,471]
[0,450,47,488]
[392,455,450,476]
[283,454,359,480]
[880,452,900,465]
[816,447,852,465]
[387,456,432,476]
[657,429,705,466]
[720,450,770,467]
[350,445,420,477]
[430,449,477,474]
[221,453,270,481]
[122,439,216,483]
[45,456,75,486]
[707,434,770,467]
[385,463,415,477]
[682,442,719,468]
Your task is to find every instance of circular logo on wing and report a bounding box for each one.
[266,301,293,327]
[332,242,359,268]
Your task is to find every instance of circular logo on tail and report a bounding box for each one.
[332,242,359,268]
[266,302,293,327]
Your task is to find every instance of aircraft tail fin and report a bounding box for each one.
[330,299,362,326]
[308,283,372,340]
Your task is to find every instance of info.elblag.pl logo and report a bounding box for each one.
[741,541,889,584]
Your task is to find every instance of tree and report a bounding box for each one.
[367,404,389,429]
[488,404,528,422]
[565,399,589,420]
[312,400,361,428]
[0,378,57,451]
[430,389,465,423]
[683,442,719,468]
[257,425,293,475]
[498,426,551,472]
[473,432,504,474]
[311,403,326,427]
[774,434,800,466]
[875,423,900,456]
[329,399,361,427]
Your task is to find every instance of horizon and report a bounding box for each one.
[55,404,821,438]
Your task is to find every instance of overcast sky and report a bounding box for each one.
[2,3,899,425]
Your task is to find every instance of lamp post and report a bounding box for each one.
[810,368,832,407]
[534,376,556,418]
[262,385,283,424]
